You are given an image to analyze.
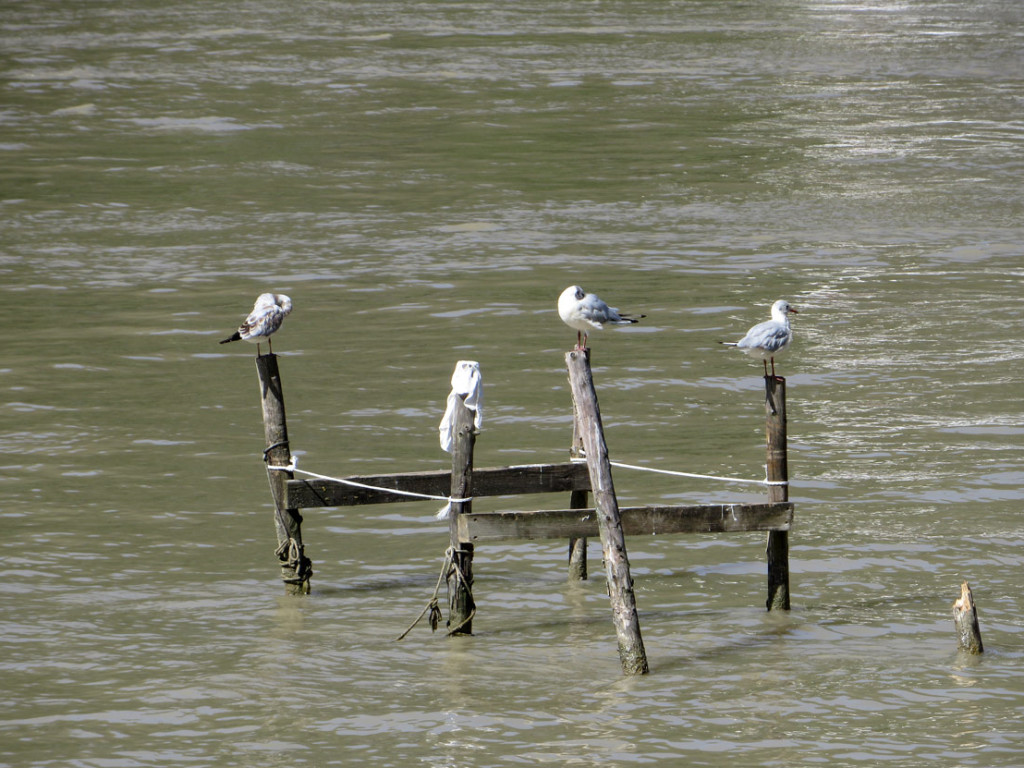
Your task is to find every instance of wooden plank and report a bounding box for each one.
[474,461,590,496]
[458,502,794,542]
[285,462,591,509]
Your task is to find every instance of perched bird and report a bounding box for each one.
[220,293,293,356]
[720,299,798,378]
[558,285,644,350]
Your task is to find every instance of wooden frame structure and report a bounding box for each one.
[253,350,794,673]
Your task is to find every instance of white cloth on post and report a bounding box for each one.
[437,360,483,520]
[439,360,483,453]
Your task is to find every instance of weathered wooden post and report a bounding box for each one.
[256,353,312,594]
[568,388,589,581]
[953,581,984,654]
[447,395,476,635]
[565,350,648,675]
[765,375,790,611]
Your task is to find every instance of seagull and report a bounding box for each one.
[220,293,293,356]
[720,299,797,378]
[558,285,644,350]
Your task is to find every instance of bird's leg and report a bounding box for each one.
[576,330,583,350]
[762,359,769,377]
[582,332,589,350]
[268,337,274,355]
[256,343,263,357]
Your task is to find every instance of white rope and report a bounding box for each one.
[265,456,472,504]
[570,456,788,487]
[265,459,297,472]
[265,451,784,514]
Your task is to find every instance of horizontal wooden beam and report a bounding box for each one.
[286,462,591,509]
[457,502,794,542]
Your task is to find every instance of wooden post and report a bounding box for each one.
[447,395,476,635]
[256,353,312,594]
[565,350,648,675]
[568,379,589,581]
[953,581,984,654]
[765,375,790,611]
[567,492,589,580]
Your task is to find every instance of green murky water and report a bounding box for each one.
[2,1,1023,765]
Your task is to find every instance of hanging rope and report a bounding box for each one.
[445,546,476,637]
[395,547,452,641]
[395,546,477,641]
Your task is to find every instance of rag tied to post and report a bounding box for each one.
[439,360,483,453]
[436,361,483,521]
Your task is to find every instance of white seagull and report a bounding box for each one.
[220,293,293,356]
[558,285,644,350]
[720,299,798,378]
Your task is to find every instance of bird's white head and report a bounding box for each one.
[272,294,293,315]
[558,285,585,317]
[771,299,797,322]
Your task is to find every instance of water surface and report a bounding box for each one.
[2,1,1024,766]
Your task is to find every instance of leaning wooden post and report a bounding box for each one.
[568,385,589,581]
[953,581,984,654]
[447,395,476,635]
[256,353,312,594]
[765,375,790,611]
[565,350,648,675]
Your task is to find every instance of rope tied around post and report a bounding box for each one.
[262,440,312,588]
[275,536,313,585]
[445,545,476,636]
[263,440,290,462]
